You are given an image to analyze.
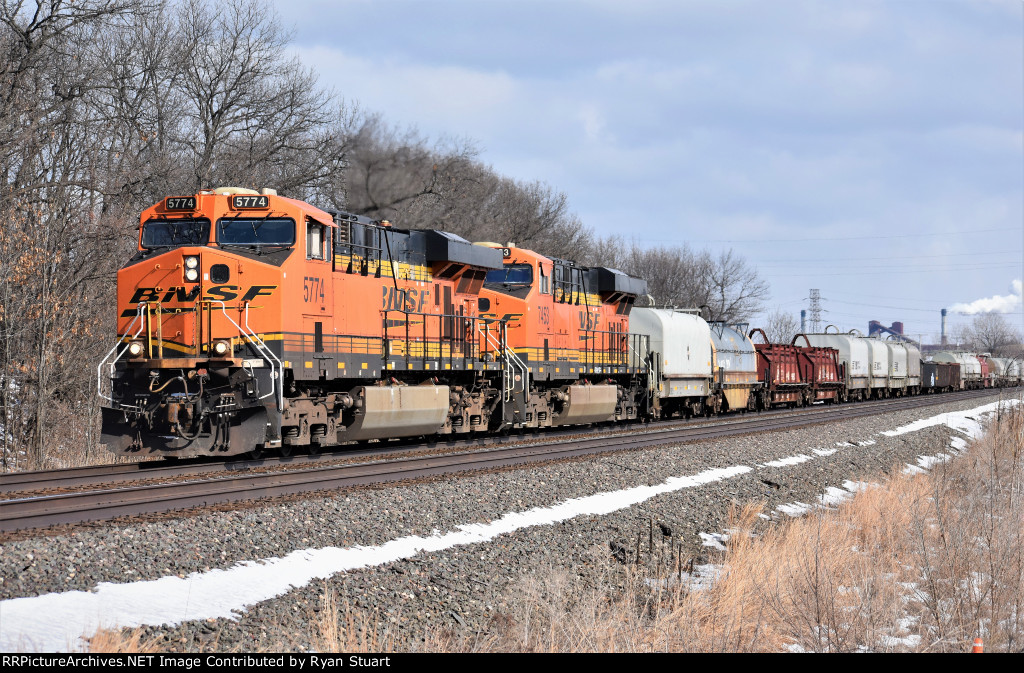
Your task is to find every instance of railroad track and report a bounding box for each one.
[0,387,1015,533]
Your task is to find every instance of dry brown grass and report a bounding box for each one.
[86,627,164,653]
[310,583,397,652]
[426,400,1024,652]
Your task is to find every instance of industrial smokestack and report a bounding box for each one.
[892,322,904,335]
[941,308,948,346]
[801,309,806,332]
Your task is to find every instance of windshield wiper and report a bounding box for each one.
[218,243,292,256]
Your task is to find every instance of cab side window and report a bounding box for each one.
[539,264,550,294]
[307,221,325,260]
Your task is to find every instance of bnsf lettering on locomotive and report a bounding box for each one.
[240,285,276,302]
[205,285,239,301]
[163,286,201,303]
[129,287,161,303]
[129,284,274,304]
[381,286,429,312]
[578,310,600,330]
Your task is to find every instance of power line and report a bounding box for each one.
[647,226,1023,245]
[755,250,1022,264]
[764,263,1020,278]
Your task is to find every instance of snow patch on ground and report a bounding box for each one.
[0,464,751,652]
[777,502,815,517]
[645,563,722,592]
[699,532,728,550]
[881,399,1019,439]
[762,454,813,468]
[819,487,855,507]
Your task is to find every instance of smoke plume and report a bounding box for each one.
[949,279,1022,315]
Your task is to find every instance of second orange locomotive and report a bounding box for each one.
[99,188,649,457]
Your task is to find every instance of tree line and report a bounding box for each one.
[0,0,768,469]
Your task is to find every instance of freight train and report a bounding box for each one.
[98,189,1023,458]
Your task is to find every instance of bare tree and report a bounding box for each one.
[965,312,1022,354]
[173,0,343,193]
[1,0,349,469]
[706,249,770,323]
[760,307,801,344]
[949,323,974,350]
[342,113,595,259]
[595,240,767,323]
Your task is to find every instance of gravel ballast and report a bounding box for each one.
[0,392,1015,651]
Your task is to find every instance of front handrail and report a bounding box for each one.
[203,299,284,409]
[477,320,529,402]
[97,302,149,403]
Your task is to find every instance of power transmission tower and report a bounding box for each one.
[808,289,824,333]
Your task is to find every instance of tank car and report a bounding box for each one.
[1007,358,1023,386]
[708,322,760,413]
[904,341,922,395]
[883,339,908,397]
[803,327,871,400]
[630,308,713,418]
[860,336,890,398]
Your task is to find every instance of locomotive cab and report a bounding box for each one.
[476,243,649,429]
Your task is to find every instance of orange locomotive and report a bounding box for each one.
[99,189,649,458]
[476,244,650,429]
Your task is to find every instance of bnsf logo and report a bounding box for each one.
[128,285,277,303]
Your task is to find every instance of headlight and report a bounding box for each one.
[185,268,199,282]
[184,256,199,269]
[128,341,145,357]
[212,340,231,356]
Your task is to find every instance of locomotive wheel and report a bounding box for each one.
[248,446,264,460]
[279,444,293,457]
[308,443,321,456]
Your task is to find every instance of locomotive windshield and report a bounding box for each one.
[217,217,295,247]
[485,264,533,286]
[141,218,211,248]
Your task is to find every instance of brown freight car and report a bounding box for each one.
[749,328,809,408]
[921,361,960,393]
[792,334,846,404]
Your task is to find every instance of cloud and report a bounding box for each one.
[949,279,1023,315]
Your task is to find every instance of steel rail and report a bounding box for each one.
[0,387,1013,533]
[0,387,1006,495]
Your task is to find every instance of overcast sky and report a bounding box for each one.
[278,0,1023,343]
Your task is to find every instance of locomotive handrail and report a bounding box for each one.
[627,333,649,369]
[242,302,284,409]
[201,300,283,409]
[96,302,149,403]
[476,320,528,402]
